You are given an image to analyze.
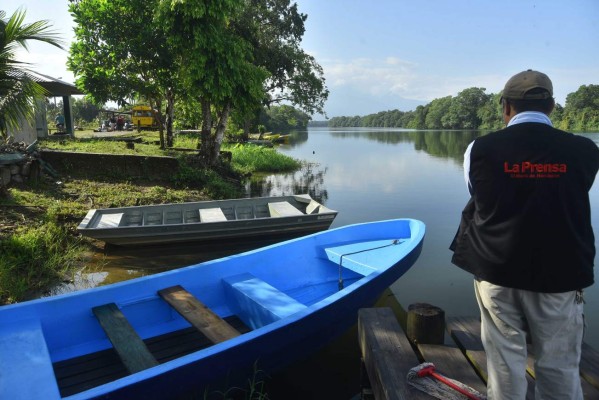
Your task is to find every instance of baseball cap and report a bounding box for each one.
[500,69,553,102]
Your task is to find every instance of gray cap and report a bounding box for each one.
[501,69,553,101]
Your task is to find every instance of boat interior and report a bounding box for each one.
[91,199,326,229]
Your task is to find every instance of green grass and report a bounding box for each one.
[0,221,85,303]
[1,135,302,304]
[224,143,301,174]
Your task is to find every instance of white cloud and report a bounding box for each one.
[321,57,510,103]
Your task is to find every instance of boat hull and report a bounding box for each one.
[77,194,337,246]
[0,218,425,399]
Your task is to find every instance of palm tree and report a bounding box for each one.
[0,8,64,139]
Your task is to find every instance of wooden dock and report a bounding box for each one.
[358,303,599,400]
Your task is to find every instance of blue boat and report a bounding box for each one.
[0,218,425,399]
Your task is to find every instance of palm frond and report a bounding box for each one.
[0,7,64,139]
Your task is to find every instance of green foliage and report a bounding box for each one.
[68,0,173,107]
[558,84,599,131]
[328,85,599,132]
[232,0,328,116]
[0,8,63,138]
[224,143,301,174]
[71,97,101,123]
[259,105,311,132]
[0,221,84,303]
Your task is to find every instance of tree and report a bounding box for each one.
[231,0,328,139]
[477,92,503,130]
[0,8,63,138]
[259,104,311,132]
[443,87,489,129]
[68,0,178,148]
[157,0,328,165]
[157,0,268,165]
[71,97,100,123]
[561,85,599,131]
[425,96,452,129]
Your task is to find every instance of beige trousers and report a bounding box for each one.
[474,280,584,400]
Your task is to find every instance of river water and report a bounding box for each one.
[68,127,599,399]
[252,126,599,342]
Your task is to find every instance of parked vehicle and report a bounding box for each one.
[131,105,160,131]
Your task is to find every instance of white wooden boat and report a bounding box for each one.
[77,194,337,246]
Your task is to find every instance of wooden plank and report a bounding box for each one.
[417,343,487,394]
[96,212,123,228]
[92,303,159,374]
[582,342,599,391]
[358,307,431,400]
[268,201,303,217]
[54,316,251,397]
[448,316,536,400]
[199,207,227,222]
[158,285,240,344]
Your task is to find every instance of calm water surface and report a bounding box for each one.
[250,127,599,349]
[69,127,599,399]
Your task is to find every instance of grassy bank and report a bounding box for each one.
[0,133,301,304]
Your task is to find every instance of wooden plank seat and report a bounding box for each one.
[92,303,159,374]
[222,273,307,329]
[158,285,240,344]
[358,307,431,399]
[199,207,227,222]
[0,318,61,399]
[268,201,303,217]
[53,317,251,397]
[96,212,124,228]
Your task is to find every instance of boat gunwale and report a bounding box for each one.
[2,218,425,400]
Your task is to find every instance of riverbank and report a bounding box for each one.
[0,131,301,304]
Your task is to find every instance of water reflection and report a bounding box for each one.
[285,128,484,166]
[247,163,329,204]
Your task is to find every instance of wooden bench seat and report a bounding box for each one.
[0,318,61,399]
[222,273,307,329]
[199,207,228,222]
[95,212,124,228]
[268,201,303,217]
[158,285,240,344]
[92,303,159,374]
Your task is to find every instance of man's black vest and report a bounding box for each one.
[451,122,599,292]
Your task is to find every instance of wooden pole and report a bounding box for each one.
[406,303,445,345]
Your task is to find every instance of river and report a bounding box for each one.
[65,126,599,399]
[252,126,599,343]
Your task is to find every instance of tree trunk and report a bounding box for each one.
[165,90,175,148]
[199,98,213,163]
[242,117,250,142]
[153,98,165,149]
[211,101,232,165]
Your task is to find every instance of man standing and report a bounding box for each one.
[55,113,65,131]
[450,70,599,399]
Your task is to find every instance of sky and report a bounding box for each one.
[6,0,599,119]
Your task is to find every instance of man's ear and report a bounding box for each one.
[547,98,555,115]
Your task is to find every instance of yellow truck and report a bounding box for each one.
[131,105,160,131]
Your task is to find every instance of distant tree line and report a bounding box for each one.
[328,85,599,132]
[258,105,311,132]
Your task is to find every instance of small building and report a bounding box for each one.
[7,71,84,144]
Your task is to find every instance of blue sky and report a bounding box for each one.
[6,1,599,119]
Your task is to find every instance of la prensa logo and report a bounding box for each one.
[504,161,567,179]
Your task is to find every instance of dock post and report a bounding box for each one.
[406,303,445,345]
